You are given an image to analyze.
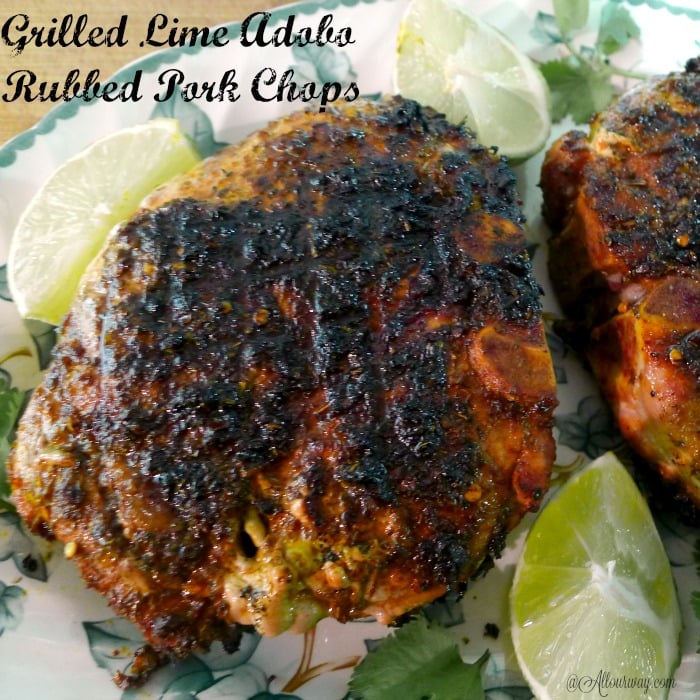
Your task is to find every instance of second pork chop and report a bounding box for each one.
[542,59,700,513]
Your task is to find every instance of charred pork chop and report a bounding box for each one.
[542,59,700,511]
[9,97,557,675]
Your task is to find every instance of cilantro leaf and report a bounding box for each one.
[536,0,647,124]
[349,616,489,700]
[540,58,616,124]
[552,0,589,36]
[596,2,641,55]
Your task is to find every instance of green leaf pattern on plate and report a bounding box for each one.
[150,97,229,157]
[624,0,700,20]
[0,580,23,637]
[290,43,357,85]
[544,329,568,385]
[0,511,50,581]
[84,617,300,700]
[0,381,24,510]
[0,265,11,302]
[555,394,625,458]
[23,319,57,370]
[83,618,149,675]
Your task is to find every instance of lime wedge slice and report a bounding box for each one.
[394,0,551,160]
[511,452,682,700]
[8,118,202,326]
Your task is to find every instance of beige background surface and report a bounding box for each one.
[0,1,289,146]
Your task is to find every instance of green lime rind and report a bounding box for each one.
[511,452,682,700]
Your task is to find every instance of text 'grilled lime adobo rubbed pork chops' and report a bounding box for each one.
[542,58,700,514]
[9,96,557,683]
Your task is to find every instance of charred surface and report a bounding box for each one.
[543,59,700,509]
[10,97,556,661]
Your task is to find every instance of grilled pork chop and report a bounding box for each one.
[9,97,557,674]
[542,59,700,511]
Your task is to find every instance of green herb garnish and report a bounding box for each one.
[538,0,646,123]
[349,615,489,700]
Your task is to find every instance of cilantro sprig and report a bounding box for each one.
[538,0,648,123]
[348,615,489,700]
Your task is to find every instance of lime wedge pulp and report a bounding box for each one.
[8,118,202,326]
[394,0,551,160]
[510,452,682,700]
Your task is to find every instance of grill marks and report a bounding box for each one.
[585,72,700,280]
[101,153,539,526]
[9,97,557,658]
[543,59,700,511]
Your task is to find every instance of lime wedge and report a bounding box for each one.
[8,118,202,326]
[394,0,551,160]
[510,452,682,700]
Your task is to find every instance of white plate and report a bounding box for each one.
[1,1,699,698]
